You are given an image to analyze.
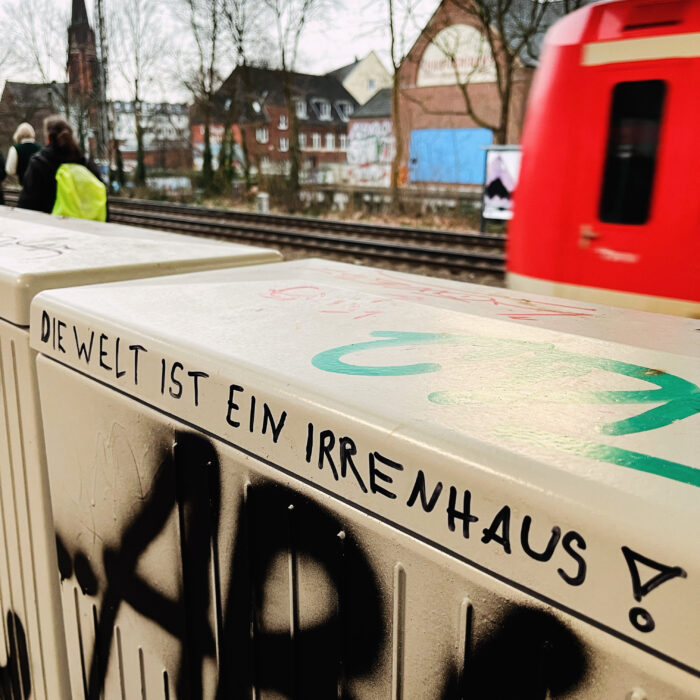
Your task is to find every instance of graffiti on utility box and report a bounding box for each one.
[36,308,696,686]
[56,432,589,699]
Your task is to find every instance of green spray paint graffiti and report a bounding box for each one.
[312,331,700,487]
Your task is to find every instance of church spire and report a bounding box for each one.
[71,0,90,26]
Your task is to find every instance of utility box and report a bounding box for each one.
[0,213,280,700]
[256,192,270,214]
[31,260,699,699]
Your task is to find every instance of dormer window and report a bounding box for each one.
[279,114,288,130]
[252,101,261,114]
[311,98,332,121]
[335,101,354,122]
[295,99,308,119]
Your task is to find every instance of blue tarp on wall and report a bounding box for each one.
[409,128,493,184]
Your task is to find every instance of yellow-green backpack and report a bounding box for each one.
[52,163,107,221]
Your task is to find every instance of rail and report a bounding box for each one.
[3,190,506,276]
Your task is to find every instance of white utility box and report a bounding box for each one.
[31,259,699,699]
[0,212,280,700]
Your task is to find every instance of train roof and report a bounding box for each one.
[546,0,700,47]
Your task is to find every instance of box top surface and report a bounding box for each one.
[0,214,281,325]
[106,258,700,355]
[31,258,700,677]
[31,258,699,495]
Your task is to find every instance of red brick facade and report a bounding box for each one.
[398,0,534,172]
[241,104,348,173]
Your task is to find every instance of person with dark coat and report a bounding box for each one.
[6,123,41,185]
[18,115,103,214]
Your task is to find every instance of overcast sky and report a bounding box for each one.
[0,0,441,102]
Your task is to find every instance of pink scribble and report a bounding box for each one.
[313,266,598,320]
[262,285,325,301]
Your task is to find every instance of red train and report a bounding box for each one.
[507,0,700,317]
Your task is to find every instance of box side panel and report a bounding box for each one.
[0,320,71,700]
[37,356,700,699]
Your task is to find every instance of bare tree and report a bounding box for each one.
[418,0,586,144]
[111,0,167,184]
[218,0,266,187]
[180,0,223,191]
[387,0,423,209]
[1,0,69,87]
[263,0,322,204]
[0,39,13,79]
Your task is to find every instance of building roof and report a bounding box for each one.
[112,101,188,116]
[325,58,360,83]
[216,65,359,126]
[352,87,392,119]
[2,81,67,110]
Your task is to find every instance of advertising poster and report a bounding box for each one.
[482,146,521,221]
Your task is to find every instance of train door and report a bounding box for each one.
[563,59,689,299]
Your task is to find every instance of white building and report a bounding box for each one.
[111,101,190,166]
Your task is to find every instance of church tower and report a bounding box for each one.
[67,0,98,100]
[67,0,100,155]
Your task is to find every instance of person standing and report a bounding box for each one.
[18,115,104,217]
[6,123,41,185]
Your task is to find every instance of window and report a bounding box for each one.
[295,99,308,119]
[311,98,331,120]
[599,80,665,225]
[312,133,321,150]
[278,114,288,130]
[255,127,269,144]
[339,134,348,151]
[298,133,306,149]
[336,101,354,122]
[279,137,289,152]
[368,78,376,91]
[325,133,335,150]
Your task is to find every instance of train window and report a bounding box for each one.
[599,80,665,225]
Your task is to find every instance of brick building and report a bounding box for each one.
[398,0,535,186]
[195,65,358,183]
[0,82,68,153]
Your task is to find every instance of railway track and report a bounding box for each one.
[2,191,506,276]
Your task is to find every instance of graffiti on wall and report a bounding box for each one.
[347,120,394,187]
[56,431,590,699]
